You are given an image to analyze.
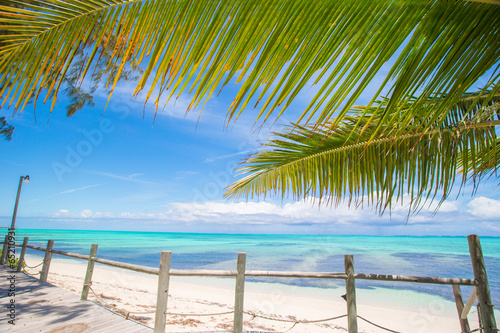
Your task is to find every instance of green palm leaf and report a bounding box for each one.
[225,92,500,214]
[460,137,500,184]
[0,116,13,140]
[1,0,499,137]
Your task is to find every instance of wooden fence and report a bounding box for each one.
[0,234,497,333]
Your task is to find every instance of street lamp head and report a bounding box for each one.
[23,175,30,183]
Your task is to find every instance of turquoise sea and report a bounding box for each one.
[5,229,500,306]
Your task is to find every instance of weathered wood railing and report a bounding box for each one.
[0,234,497,333]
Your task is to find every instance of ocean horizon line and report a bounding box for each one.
[3,227,499,238]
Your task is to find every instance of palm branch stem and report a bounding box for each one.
[242,119,500,176]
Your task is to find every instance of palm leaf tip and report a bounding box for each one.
[0,116,14,140]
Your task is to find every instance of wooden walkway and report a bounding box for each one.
[0,266,152,333]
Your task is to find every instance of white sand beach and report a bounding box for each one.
[23,254,481,333]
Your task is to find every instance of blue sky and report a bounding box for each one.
[1,69,500,236]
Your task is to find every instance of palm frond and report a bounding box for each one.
[0,0,499,134]
[460,137,500,185]
[0,116,13,140]
[225,91,500,214]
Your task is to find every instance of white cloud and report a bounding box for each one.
[435,200,460,213]
[388,193,459,214]
[49,209,162,220]
[45,195,496,233]
[80,209,93,218]
[51,209,72,218]
[118,212,158,219]
[46,197,367,224]
[164,195,469,227]
[50,209,113,219]
[467,197,500,219]
[169,197,378,225]
[481,222,500,232]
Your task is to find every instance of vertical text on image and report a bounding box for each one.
[5,229,17,325]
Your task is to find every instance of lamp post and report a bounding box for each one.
[10,175,29,231]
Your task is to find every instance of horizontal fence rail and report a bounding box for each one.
[1,234,496,333]
[353,273,478,286]
[92,257,159,275]
[5,241,480,286]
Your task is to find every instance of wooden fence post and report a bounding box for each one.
[452,285,471,333]
[234,253,246,333]
[17,237,29,272]
[0,235,8,265]
[39,240,54,283]
[154,251,171,333]
[468,235,497,333]
[345,255,358,333]
[81,244,98,301]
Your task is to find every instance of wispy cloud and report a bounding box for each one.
[204,150,252,163]
[2,159,27,167]
[86,171,154,184]
[59,184,102,195]
[128,173,143,178]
